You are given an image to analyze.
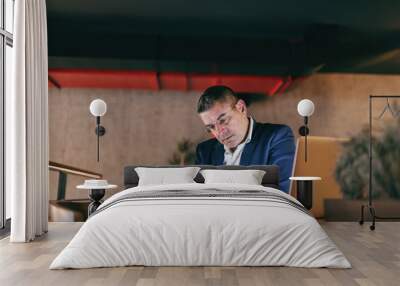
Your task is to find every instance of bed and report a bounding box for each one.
[50,165,351,269]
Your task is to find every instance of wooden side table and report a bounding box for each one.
[289,176,321,210]
[77,180,117,216]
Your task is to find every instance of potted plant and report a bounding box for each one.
[168,138,197,165]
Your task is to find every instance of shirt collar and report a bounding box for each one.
[245,117,254,144]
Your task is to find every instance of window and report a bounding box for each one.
[1,0,14,230]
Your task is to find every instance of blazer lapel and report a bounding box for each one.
[240,122,259,165]
[240,142,256,165]
[212,143,225,165]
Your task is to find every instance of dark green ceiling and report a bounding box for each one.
[46,0,400,75]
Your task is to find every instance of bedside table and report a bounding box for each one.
[289,176,321,210]
[77,180,117,216]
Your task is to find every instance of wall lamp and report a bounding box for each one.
[297,99,315,162]
[89,99,107,162]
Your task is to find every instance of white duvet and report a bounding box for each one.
[50,183,351,269]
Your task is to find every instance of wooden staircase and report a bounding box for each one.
[49,161,102,222]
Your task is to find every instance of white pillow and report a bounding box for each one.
[200,169,266,185]
[135,167,201,186]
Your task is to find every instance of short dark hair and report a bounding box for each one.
[197,85,239,113]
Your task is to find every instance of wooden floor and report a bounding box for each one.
[0,222,399,286]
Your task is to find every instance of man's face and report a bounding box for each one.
[199,99,249,149]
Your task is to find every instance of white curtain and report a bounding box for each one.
[7,0,49,242]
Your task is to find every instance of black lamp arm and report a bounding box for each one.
[97,116,100,162]
[304,116,308,162]
[94,116,106,162]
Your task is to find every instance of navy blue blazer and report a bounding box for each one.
[195,121,296,193]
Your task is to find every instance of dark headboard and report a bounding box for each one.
[124,165,280,189]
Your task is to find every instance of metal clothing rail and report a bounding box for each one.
[359,95,400,230]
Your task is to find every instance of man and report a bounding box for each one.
[195,85,295,193]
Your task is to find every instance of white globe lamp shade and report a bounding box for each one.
[297,99,315,117]
[90,99,107,117]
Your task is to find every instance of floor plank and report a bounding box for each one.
[0,222,399,286]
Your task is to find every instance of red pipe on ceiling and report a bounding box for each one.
[48,69,292,96]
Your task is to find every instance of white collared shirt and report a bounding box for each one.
[223,117,254,165]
